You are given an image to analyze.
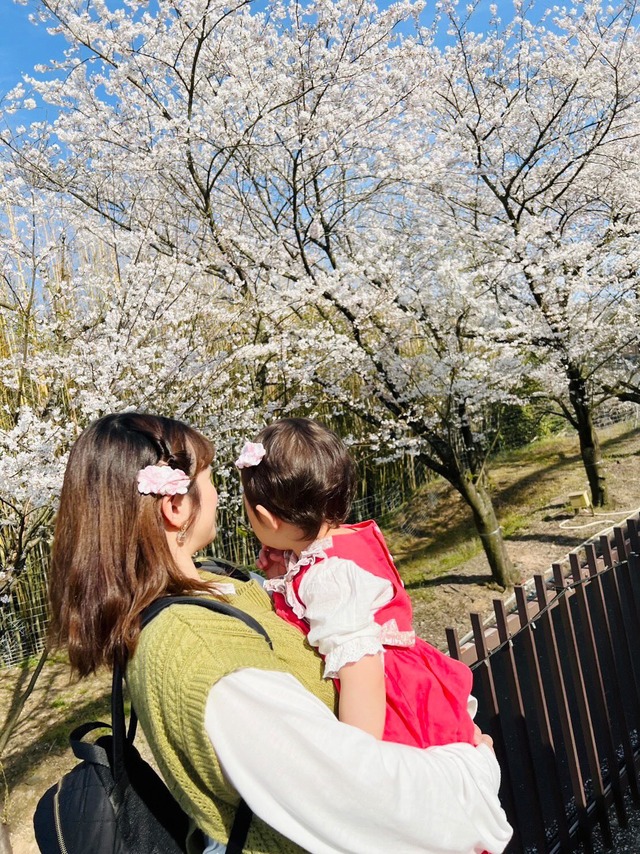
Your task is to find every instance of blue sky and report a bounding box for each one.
[0,0,501,103]
[0,2,67,95]
[1,0,560,110]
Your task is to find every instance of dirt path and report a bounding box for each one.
[2,423,639,853]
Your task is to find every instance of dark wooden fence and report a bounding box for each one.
[446,512,640,853]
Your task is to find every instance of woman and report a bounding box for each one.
[48,412,512,853]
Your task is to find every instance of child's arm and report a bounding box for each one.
[338,653,386,739]
[298,557,393,738]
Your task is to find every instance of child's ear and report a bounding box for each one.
[255,504,281,532]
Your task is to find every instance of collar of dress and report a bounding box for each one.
[263,536,331,619]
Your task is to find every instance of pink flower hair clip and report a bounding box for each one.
[137,465,191,496]
[235,441,266,469]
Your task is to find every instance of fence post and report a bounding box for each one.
[532,573,593,849]
[600,535,615,569]
[514,584,573,849]
[551,563,611,846]
[583,544,640,806]
[493,599,548,851]
[614,526,629,563]
[627,516,640,554]
[569,556,628,828]
[469,612,523,852]
[445,627,463,661]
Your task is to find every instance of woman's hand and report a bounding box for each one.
[256,546,286,579]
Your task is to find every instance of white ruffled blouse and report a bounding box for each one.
[264,538,394,678]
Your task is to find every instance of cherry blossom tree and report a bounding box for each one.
[6,0,640,584]
[420,0,640,506]
[14,0,528,584]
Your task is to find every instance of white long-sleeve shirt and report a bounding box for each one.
[205,668,513,854]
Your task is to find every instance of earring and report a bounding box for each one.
[176,522,189,547]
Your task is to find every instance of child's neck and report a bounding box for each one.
[292,521,339,556]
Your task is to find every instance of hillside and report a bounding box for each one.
[388,421,640,650]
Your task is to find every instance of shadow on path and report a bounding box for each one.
[2,689,111,789]
[405,573,492,590]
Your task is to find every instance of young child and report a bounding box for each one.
[236,417,478,748]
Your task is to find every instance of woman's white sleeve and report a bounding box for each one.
[205,669,513,854]
[299,557,393,678]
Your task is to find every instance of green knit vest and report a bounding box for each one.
[126,576,337,854]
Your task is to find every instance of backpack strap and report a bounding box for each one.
[69,721,112,766]
[196,557,252,582]
[114,594,273,854]
[140,595,273,648]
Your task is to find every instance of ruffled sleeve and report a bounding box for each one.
[298,557,393,679]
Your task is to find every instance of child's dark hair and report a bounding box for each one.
[241,418,356,539]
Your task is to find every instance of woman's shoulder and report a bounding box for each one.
[128,589,282,688]
[133,582,273,656]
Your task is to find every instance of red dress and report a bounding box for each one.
[266,520,476,748]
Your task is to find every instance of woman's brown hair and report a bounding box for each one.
[49,412,214,677]
[240,417,356,540]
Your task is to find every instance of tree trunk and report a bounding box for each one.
[416,426,517,588]
[0,823,13,854]
[456,476,520,589]
[0,647,49,756]
[0,646,48,854]
[568,367,607,507]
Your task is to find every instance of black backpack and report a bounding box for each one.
[33,596,272,854]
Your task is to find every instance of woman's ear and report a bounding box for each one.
[160,493,189,530]
[254,504,281,532]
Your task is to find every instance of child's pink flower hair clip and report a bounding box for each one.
[235,441,266,469]
[137,465,191,496]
